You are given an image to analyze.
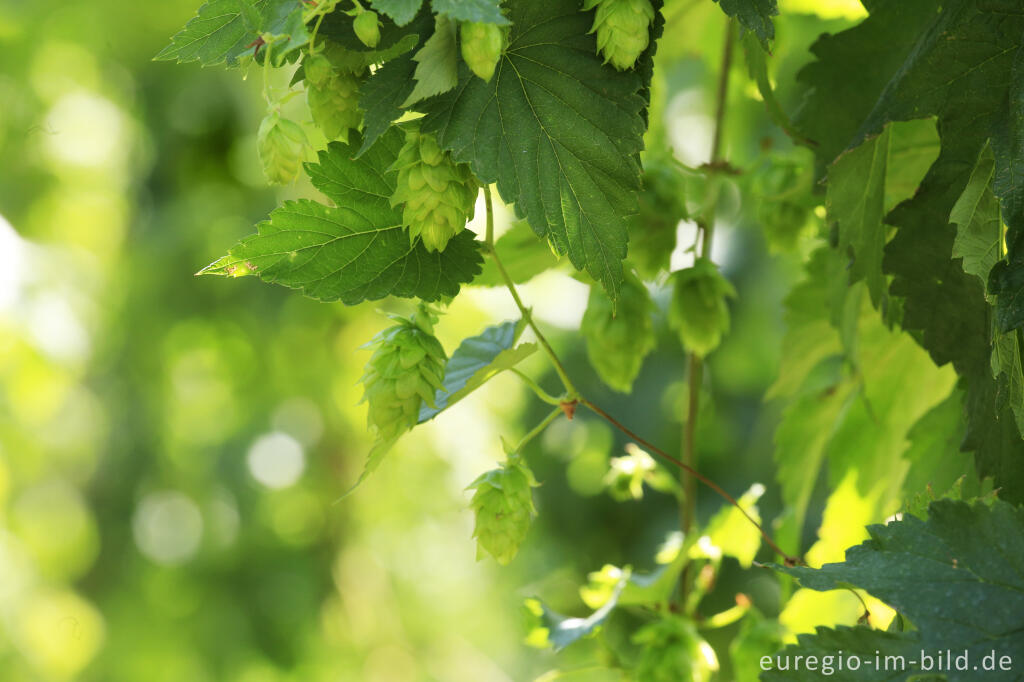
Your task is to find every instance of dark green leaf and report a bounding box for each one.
[419,0,649,298]
[714,0,777,49]
[198,128,483,304]
[418,320,537,422]
[402,15,459,107]
[768,500,1024,682]
[951,142,1001,288]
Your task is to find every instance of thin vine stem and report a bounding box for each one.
[482,180,799,566]
[510,369,564,406]
[581,398,800,565]
[680,17,736,597]
[483,186,579,398]
[512,407,564,453]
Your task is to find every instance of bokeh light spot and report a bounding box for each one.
[247,432,305,489]
[132,491,203,565]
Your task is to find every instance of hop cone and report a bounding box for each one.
[360,310,447,441]
[754,159,812,252]
[468,455,538,565]
[581,270,655,392]
[583,0,655,71]
[633,617,717,682]
[353,9,381,48]
[632,157,689,277]
[257,111,307,185]
[304,52,363,143]
[390,125,479,252]
[460,21,505,82]
[667,258,736,358]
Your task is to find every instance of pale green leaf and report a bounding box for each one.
[370,0,423,26]
[951,142,1001,290]
[418,319,537,422]
[402,15,459,107]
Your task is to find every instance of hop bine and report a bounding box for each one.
[583,0,655,71]
[360,309,447,441]
[390,125,479,252]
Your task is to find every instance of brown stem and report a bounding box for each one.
[581,397,800,566]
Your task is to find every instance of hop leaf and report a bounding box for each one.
[459,21,504,82]
[667,258,736,358]
[257,111,308,185]
[581,269,655,392]
[390,124,479,252]
[468,455,538,565]
[353,8,381,48]
[304,52,364,143]
[360,309,447,441]
[583,0,655,71]
[633,616,718,682]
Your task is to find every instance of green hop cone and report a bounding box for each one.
[460,21,505,82]
[390,125,479,252]
[754,159,812,252]
[583,0,655,71]
[468,455,538,565]
[581,270,656,392]
[633,616,718,682]
[667,258,736,358]
[631,156,689,277]
[360,309,447,441]
[304,53,363,143]
[353,8,381,48]
[257,111,308,185]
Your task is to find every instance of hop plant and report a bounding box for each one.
[353,8,381,48]
[360,309,447,441]
[583,0,655,71]
[633,616,718,682]
[390,125,479,252]
[257,110,308,185]
[754,159,813,252]
[304,52,363,143]
[632,156,690,277]
[581,270,655,392]
[667,258,736,358]
[468,455,538,565]
[460,21,505,82]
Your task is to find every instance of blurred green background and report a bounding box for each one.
[0,1,870,680]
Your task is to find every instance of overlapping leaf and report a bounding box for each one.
[419,0,651,298]
[198,128,482,304]
[767,500,1024,681]
[157,0,307,66]
[714,0,777,49]
[418,319,537,422]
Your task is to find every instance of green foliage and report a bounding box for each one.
[199,128,483,303]
[419,0,650,298]
[714,0,777,49]
[581,270,656,393]
[631,155,688,277]
[256,110,308,184]
[389,123,479,252]
[633,616,717,682]
[468,454,538,564]
[402,15,458,106]
[353,8,382,48]
[360,308,448,441]
[155,0,309,66]
[769,500,1024,681]
[583,0,655,72]
[667,258,736,358]
[418,319,537,422]
[459,21,504,82]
